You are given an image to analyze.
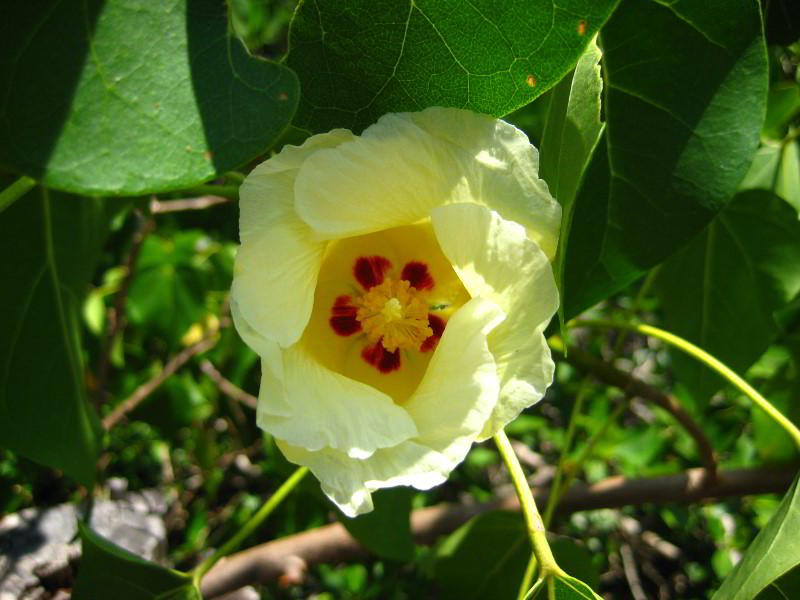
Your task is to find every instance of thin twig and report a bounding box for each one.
[550,337,718,481]
[95,211,154,405]
[150,195,232,214]
[102,334,218,430]
[620,544,648,600]
[200,360,258,410]
[199,464,797,597]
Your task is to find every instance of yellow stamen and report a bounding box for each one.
[357,278,433,352]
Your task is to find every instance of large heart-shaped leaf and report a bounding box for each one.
[562,0,767,318]
[286,0,620,134]
[712,474,800,600]
[654,190,800,404]
[73,522,201,600]
[0,0,298,195]
[0,189,111,487]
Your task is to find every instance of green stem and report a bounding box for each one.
[192,466,308,584]
[494,431,564,586]
[224,171,247,184]
[181,184,240,199]
[569,319,800,449]
[0,176,36,214]
[541,379,591,528]
[517,553,539,600]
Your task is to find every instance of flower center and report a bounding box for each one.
[356,278,433,352]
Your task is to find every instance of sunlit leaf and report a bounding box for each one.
[0,0,298,195]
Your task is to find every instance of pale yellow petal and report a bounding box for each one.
[403,297,504,459]
[431,203,558,437]
[293,107,560,260]
[479,326,555,439]
[233,130,354,348]
[275,297,504,516]
[257,346,417,459]
[278,439,452,517]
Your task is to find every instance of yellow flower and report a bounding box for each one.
[231,108,560,516]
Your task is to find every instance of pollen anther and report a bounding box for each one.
[356,278,433,352]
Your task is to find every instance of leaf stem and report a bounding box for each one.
[568,319,800,449]
[192,466,308,584]
[180,184,240,199]
[0,176,36,214]
[494,430,564,587]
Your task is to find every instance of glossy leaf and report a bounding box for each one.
[527,574,603,600]
[538,39,603,329]
[0,0,298,195]
[286,0,620,133]
[654,190,800,404]
[712,474,800,600]
[563,0,767,318]
[339,487,414,561]
[0,189,110,487]
[73,522,201,600]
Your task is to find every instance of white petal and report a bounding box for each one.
[294,108,560,259]
[431,203,558,437]
[233,130,354,348]
[275,297,504,516]
[258,345,417,459]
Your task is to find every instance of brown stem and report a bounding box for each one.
[199,464,796,597]
[102,334,218,430]
[199,360,258,410]
[94,212,154,405]
[150,195,231,214]
[552,339,718,482]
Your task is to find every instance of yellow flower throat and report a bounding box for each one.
[356,278,433,352]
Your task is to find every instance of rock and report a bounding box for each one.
[0,486,170,599]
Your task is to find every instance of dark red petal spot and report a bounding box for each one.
[420,314,446,352]
[361,341,401,373]
[329,295,362,336]
[400,261,434,291]
[354,256,392,290]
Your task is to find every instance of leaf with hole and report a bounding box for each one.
[286,0,620,134]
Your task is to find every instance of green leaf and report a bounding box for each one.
[538,39,603,330]
[286,0,620,134]
[562,0,767,318]
[0,189,110,487]
[338,487,414,561]
[73,522,201,600]
[740,141,800,217]
[434,511,599,600]
[762,82,800,140]
[550,574,603,600]
[654,190,800,404]
[127,231,213,344]
[712,474,800,600]
[0,0,298,195]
